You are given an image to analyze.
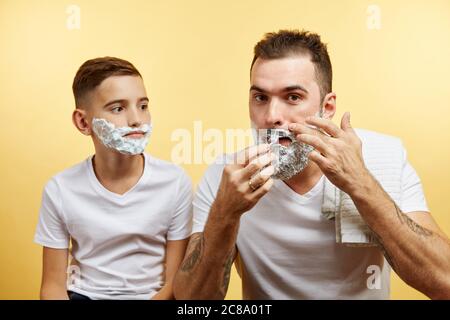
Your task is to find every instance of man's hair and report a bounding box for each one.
[72,56,142,107]
[251,30,332,99]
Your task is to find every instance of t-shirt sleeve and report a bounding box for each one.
[34,178,70,249]
[400,147,430,214]
[192,159,224,234]
[167,170,194,240]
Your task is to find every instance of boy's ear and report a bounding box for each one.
[321,92,336,120]
[72,108,91,136]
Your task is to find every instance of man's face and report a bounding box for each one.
[249,55,327,139]
[249,55,335,179]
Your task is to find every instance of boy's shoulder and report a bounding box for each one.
[145,153,186,174]
[145,153,190,182]
[48,157,89,186]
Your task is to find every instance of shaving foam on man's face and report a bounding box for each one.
[252,110,323,180]
[92,118,152,155]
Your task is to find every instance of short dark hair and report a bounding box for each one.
[251,30,332,99]
[72,56,142,107]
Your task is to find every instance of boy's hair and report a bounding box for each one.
[72,56,142,107]
[251,30,332,99]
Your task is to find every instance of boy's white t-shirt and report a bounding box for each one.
[34,153,193,300]
[192,132,429,299]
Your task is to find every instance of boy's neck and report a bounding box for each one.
[92,150,145,195]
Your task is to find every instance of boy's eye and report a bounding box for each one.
[140,104,148,110]
[111,106,124,113]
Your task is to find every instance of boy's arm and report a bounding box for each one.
[40,247,69,300]
[151,238,189,300]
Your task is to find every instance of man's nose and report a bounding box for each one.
[265,99,285,128]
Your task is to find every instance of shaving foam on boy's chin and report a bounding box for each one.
[92,118,152,155]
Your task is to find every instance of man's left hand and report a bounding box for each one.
[289,112,372,196]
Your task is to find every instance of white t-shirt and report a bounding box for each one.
[192,132,429,300]
[34,153,193,300]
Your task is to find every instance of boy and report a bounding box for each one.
[34,57,192,300]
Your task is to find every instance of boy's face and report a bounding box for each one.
[249,55,335,135]
[73,75,151,151]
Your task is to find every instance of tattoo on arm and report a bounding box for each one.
[219,247,236,297]
[372,201,433,271]
[180,234,204,272]
[393,202,433,237]
[372,231,398,271]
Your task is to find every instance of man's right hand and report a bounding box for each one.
[214,144,275,217]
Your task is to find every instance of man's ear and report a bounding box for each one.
[72,108,91,136]
[321,92,336,120]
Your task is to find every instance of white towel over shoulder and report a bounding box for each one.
[321,128,404,246]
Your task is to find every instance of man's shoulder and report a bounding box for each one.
[354,128,402,145]
[354,128,404,152]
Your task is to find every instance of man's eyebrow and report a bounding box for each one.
[249,85,266,93]
[283,85,309,94]
[249,85,309,94]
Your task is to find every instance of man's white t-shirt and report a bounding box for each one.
[34,153,193,300]
[192,131,429,299]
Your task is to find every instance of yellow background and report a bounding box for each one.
[1,0,449,299]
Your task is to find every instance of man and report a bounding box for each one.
[173,30,450,299]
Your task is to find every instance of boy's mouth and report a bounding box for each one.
[123,131,145,138]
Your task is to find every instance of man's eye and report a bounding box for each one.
[254,94,267,102]
[140,104,148,110]
[287,94,301,102]
[111,106,124,113]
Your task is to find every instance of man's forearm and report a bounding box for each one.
[152,282,174,300]
[350,172,450,299]
[174,202,239,299]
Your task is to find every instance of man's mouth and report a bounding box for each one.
[278,137,292,147]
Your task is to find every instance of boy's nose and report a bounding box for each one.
[128,107,142,128]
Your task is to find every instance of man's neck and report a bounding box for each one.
[92,149,145,195]
[283,161,324,195]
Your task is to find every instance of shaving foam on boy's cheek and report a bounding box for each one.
[92,118,152,155]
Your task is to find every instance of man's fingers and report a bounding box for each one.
[308,150,329,169]
[296,134,331,156]
[250,178,274,199]
[304,116,342,138]
[241,151,274,179]
[248,165,274,191]
[288,122,332,144]
[235,143,270,166]
[340,112,354,132]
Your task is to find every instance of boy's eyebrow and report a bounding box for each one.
[103,97,149,108]
[249,85,309,94]
[103,99,126,109]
